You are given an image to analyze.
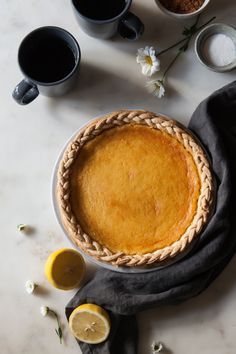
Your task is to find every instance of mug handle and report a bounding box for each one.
[12,79,39,105]
[118,11,144,40]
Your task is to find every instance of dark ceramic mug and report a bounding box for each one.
[71,0,144,40]
[12,26,81,105]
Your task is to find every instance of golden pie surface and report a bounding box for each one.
[57,111,213,267]
[70,124,200,254]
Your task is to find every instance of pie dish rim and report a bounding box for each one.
[56,110,214,267]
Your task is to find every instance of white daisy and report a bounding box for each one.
[25,280,37,294]
[136,46,160,77]
[146,79,165,98]
[40,305,49,317]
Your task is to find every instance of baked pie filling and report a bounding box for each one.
[70,124,200,254]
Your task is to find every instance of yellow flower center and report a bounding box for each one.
[145,55,153,66]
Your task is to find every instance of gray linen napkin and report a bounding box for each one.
[66,81,236,354]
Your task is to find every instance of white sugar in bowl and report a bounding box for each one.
[195,23,236,72]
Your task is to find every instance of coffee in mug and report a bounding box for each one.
[75,0,127,21]
[22,36,76,83]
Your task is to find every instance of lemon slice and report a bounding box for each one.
[45,248,85,290]
[69,304,111,344]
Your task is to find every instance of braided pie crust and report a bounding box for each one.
[57,110,214,267]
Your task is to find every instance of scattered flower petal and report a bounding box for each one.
[40,305,49,317]
[25,280,37,294]
[136,46,160,77]
[151,341,164,353]
[146,79,165,98]
[17,224,27,232]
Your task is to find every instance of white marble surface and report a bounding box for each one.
[1,0,236,353]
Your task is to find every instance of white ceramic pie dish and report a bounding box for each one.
[51,111,213,273]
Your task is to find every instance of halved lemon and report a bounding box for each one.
[45,248,85,290]
[69,304,111,344]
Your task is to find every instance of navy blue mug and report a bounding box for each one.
[13,26,81,105]
[71,0,144,40]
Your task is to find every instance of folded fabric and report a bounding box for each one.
[66,81,236,354]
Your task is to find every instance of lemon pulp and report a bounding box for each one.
[69,303,111,344]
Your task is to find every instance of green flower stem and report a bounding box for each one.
[49,310,63,344]
[162,50,182,81]
[160,14,215,83]
[157,15,216,57]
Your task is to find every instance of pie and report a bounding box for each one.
[57,110,214,267]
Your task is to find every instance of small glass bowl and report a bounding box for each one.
[195,23,236,72]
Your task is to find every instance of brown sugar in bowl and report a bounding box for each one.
[155,0,210,19]
[160,0,205,14]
